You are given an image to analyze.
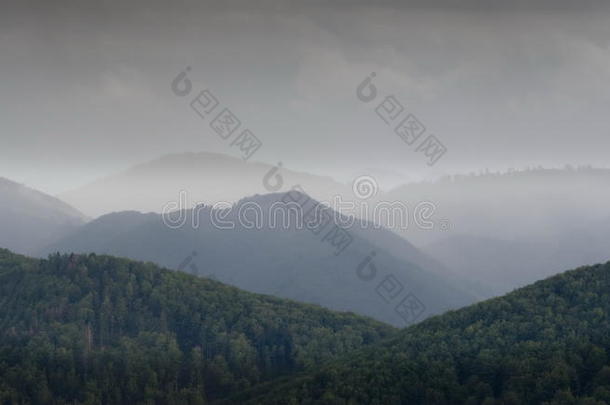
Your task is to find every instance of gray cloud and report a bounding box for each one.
[1,0,609,193]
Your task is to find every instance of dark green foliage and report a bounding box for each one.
[232,262,610,405]
[0,249,395,404]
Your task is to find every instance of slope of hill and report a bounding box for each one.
[0,248,395,404]
[0,177,86,255]
[425,229,610,297]
[55,162,610,300]
[231,261,610,404]
[423,234,557,296]
[58,152,348,218]
[388,166,610,245]
[40,192,478,327]
[388,167,610,296]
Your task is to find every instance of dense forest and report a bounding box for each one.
[0,249,395,404]
[228,261,610,404]
[4,248,610,404]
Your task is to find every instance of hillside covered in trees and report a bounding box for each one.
[40,193,477,327]
[0,249,395,404]
[5,248,610,405]
[229,261,610,404]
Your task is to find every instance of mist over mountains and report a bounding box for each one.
[391,167,610,295]
[3,152,610,305]
[388,166,610,244]
[45,153,610,299]
[2,131,609,404]
[39,192,477,327]
[58,152,348,218]
[0,177,86,255]
[3,0,610,402]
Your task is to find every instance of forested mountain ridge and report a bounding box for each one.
[0,249,395,404]
[40,192,478,326]
[227,261,610,404]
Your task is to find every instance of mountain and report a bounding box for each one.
[423,234,555,297]
[386,167,610,296]
[387,166,610,246]
[53,162,610,300]
[0,177,86,255]
[58,152,349,218]
[230,260,610,404]
[40,192,478,327]
[424,228,610,297]
[0,248,395,404]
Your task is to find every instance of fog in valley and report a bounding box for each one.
[1,2,610,402]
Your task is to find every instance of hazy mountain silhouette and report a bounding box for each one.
[59,152,349,218]
[41,192,477,326]
[57,152,610,301]
[386,167,610,296]
[425,225,610,297]
[0,177,86,255]
[388,166,610,245]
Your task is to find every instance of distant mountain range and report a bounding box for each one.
[56,157,610,299]
[58,152,349,218]
[424,225,610,296]
[228,260,610,404]
[4,159,610,315]
[387,167,610,296]
[0,177,86,255]
[387,166,610,243]
[3,161,610,403]
[39,192,478,326]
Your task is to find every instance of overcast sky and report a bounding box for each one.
[1,0,609,194]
